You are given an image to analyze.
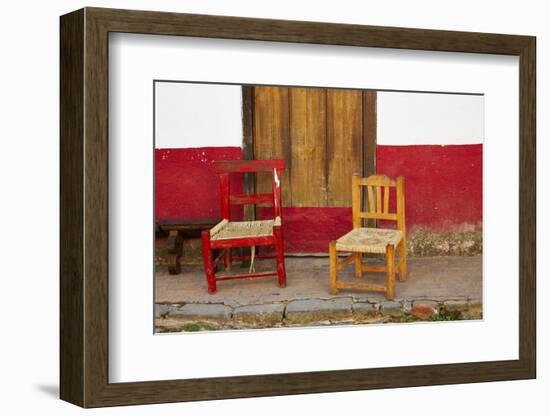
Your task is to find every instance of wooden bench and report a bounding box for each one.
[156,219,219,274]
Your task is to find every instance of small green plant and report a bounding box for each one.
[399,310,458,323]
[427,311,458,321]
[400,314,418,323]
[181,323,201,332]
[181,322,217,332]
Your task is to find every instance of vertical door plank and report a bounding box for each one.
[327,89,363,207]
[290,87,327,207]
[253,86,292,206]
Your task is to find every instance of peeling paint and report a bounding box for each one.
[407,228,482,256]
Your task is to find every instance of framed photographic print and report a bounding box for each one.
[60,7,536,408]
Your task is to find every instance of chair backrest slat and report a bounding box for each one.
[359,212,398,221]
[230,193,273,205]
[352,174,405,232]
[383,186,390,214]
[360,175,396,187]
[367,186,375,214]
[376,186,382,213]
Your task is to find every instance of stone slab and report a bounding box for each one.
[285,297,353,323]
[233,303,285,326]
[411,300,439,319]
[155,303,177,318]
[380,301,403,317]
[352,302,379,320]
[169,303,232,321]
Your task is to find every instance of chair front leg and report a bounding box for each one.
[273,225,286,288]
[385,244,395,300]
[201,230,216,294]
[329,241,338,294]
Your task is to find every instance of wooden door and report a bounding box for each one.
[252,85,375,208]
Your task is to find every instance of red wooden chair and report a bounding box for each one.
[201,160,286,293]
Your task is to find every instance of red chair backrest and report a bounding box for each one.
[213,160,285,220]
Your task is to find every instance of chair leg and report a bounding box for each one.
[224,248,232,271]
[329,241,338,294]
[398,239,407,281]
[201,230,216,294]
[354,252,363,278]
[386,244,395,300]
[273,226,286,288]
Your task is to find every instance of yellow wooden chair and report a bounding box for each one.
[329,174,407,300]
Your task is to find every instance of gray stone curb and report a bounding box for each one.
[155,295,483,332]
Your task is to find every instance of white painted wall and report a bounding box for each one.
[378,91,484,145]
[155,82,243,148]
[155,83,483,148]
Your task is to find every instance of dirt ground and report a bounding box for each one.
[155,256,482,306]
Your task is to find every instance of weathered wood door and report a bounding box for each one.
[251,86,376,208]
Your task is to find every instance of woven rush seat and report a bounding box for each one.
[211,218,280,241]
[335,227,403,254]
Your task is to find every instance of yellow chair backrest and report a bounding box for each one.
[351,174,405,232]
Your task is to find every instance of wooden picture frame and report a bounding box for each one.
[60,7,536,408]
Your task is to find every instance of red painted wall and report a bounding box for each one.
[376,144,482,231]
[258,207,353,253]
[155,144,482,253]
[155,147,243,222]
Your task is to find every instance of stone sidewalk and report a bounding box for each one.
[155,256,482,331]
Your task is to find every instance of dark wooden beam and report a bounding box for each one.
[241,85,255,221]
[363,90,377,178]
[363,90,377,227]
[240,86,255,265]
